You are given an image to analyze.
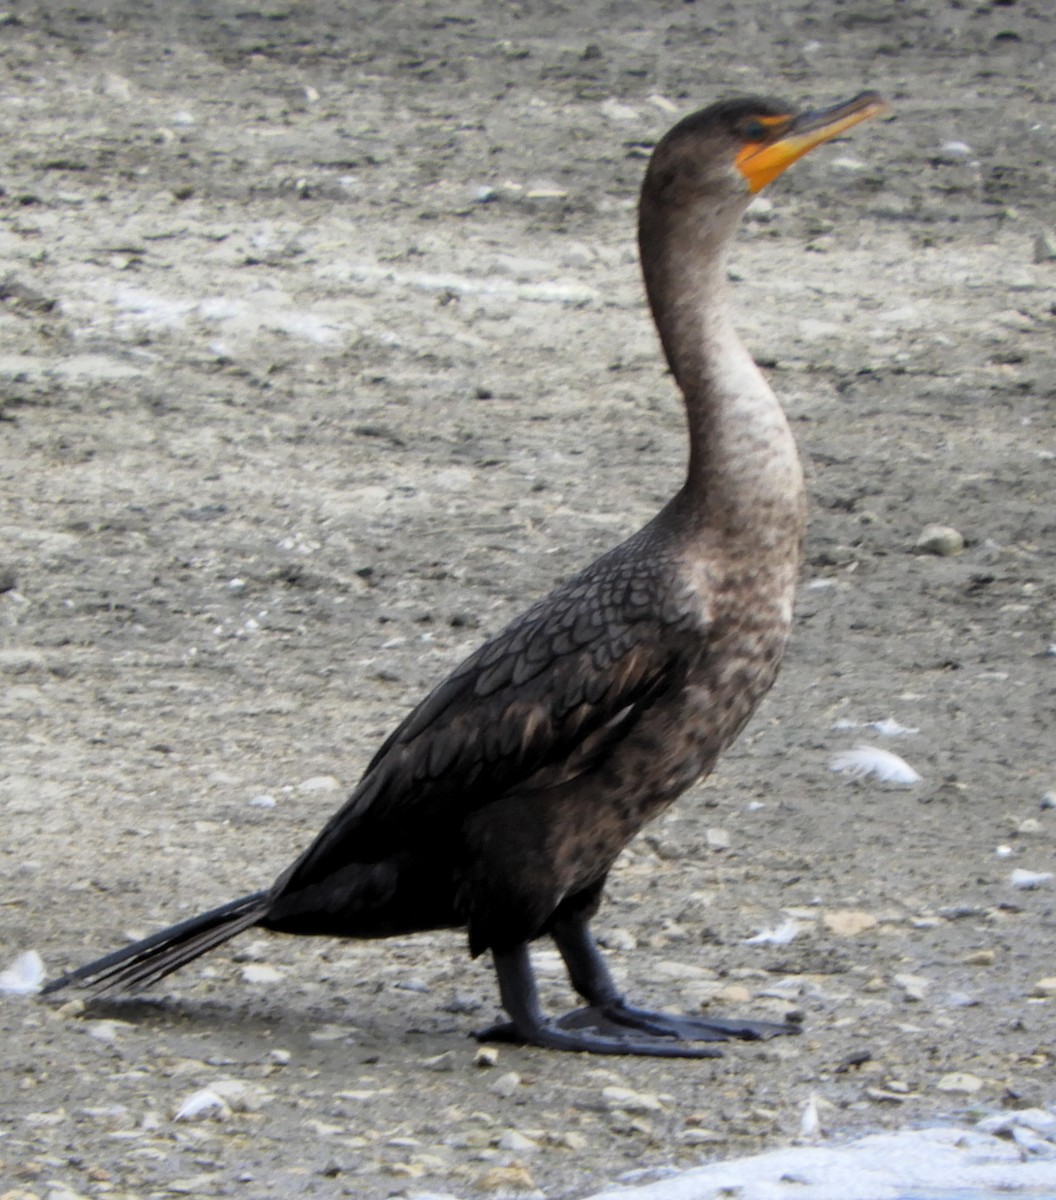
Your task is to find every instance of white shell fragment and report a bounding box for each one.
[830,745,922,785]
[1009,868,1054,890]
[744,919,800,946]
[0,950,45,995]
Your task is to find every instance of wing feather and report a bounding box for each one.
[278,541,705,889]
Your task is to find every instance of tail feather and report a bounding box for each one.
[42,890,270,996]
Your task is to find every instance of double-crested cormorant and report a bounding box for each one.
[44,92,885,1056]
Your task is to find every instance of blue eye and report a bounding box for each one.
[742,119,767,141]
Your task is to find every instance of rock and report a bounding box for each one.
[602,1086,663,1113]
[716,983,753,1005]
[1016,818,1041,835]
[823,910,878,937]
[746,196,775,222]
[915,524,965,556]
[964,949,995,966]
[298,774,342,793]
[474,1046,499,1068]
[937,140,973,161]
[232,940,270,962]
[309,1024,353,1042]
[706,826,730,850]
[653,959,714,982]
[598,927,637,951]
[422,1051,455,1073]
[936,1072,984,1094]
[945,992,979,1008]
[551,1130,589,1150]
[240,964,283,984]
[1030,976,1056,998]
[679,1128,724,1145]
[1033,232,1056,263]
[477,1165,537,1192]
[498,1129,540,1153]
[894,973,931,1002]
[1010,868,1054,889]
[489,1071,521,1097]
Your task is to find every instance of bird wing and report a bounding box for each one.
[279,542,707,884]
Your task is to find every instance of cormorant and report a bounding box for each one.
[44,92,886,1057]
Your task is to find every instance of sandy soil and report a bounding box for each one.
[2,2,1054,1197]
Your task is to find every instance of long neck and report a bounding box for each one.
[639,203,806,553]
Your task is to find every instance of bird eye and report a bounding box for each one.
[741,119,767,142]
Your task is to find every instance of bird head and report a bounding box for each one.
[641,91,887,213]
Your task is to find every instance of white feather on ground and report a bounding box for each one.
[830,745,922,785]
[743,919,800,946]
[174,1088,230,1121]
[0,950,45,995]
[831,717,918,736]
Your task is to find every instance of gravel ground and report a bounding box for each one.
[2,2,1055,1198]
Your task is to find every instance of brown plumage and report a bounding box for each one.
[43,92,885,1056]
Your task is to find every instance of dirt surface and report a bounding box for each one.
[2,2,1055,1197]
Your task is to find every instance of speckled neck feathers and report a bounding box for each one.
[638,193,806,556]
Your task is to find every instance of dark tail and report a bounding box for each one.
[42,890,270,996]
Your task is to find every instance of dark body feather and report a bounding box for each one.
[264,494,791,956]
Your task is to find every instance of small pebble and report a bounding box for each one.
[894,973,931,1002]
[1033,232,1056,263]
[937,140,973,161]
[746,196,775,222]
[474,1046,499,1068]
[964,949,995,966]
[823,910,878,937]
[498,1129,540,1153]
[915,524,964,556]
[945,991,979,1008]
[706,827,730,850]
[1030,976,1056,998]
[936,1072,984,1095]
[489,1071,521,1098]
[476,1165,537,1193]
[602,1086,662,1113]
[240,964,283,984]
[598,927,637,951]
[422,1051,455,1073]
[1040,791,1056,811]
[299,775,342,793]
[1010,868,1054,889]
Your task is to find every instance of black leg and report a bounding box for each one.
[550,912,800,1045]
[476,943,727,1058]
